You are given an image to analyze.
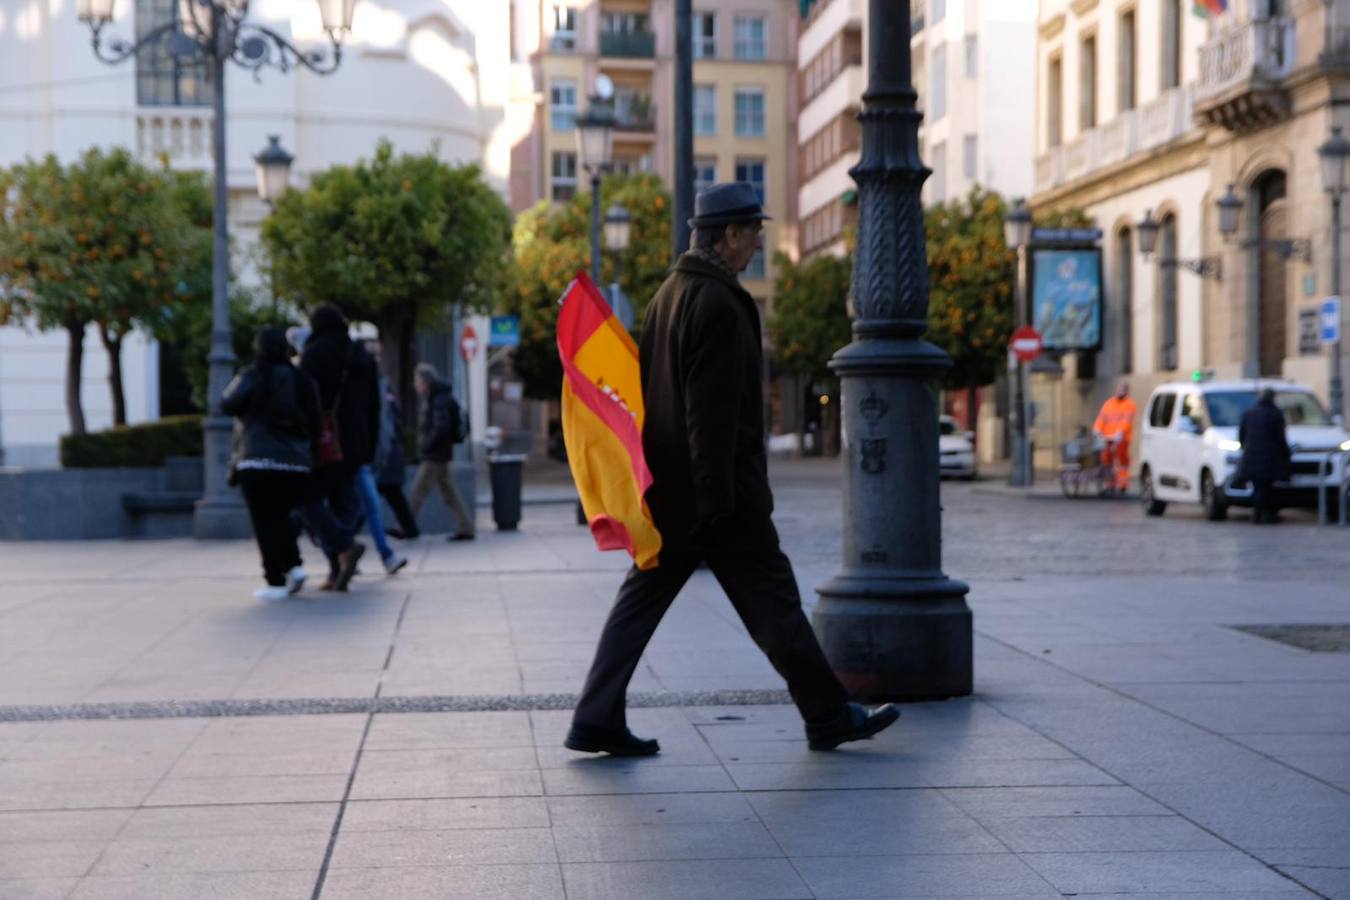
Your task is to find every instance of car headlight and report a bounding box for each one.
[1341,439,1350,452]
[1218,439,1241,452]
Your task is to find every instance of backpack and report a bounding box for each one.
[447,393,468,445]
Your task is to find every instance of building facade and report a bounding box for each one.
[0,0,529,466]
[1030,0,1350,469]
[512,0,800,296]
[795,0,1038,262]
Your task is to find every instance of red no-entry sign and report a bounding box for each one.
[1010,326,1043,363]
[460,324,479,361]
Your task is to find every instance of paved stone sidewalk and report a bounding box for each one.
[0,461,1347,899]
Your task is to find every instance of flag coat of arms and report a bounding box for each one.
[557,270,662,570]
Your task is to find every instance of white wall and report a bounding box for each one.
[0,0,521,466]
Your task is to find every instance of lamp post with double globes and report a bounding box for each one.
[575,97,616,292]
[76,0,354,538]
[1319,125,1349,423]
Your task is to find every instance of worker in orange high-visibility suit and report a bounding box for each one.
[1093,381,1138,493]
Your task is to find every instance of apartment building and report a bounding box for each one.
[1030,0,1350,465]
[795,0,1037,261]
[512,0,799,296]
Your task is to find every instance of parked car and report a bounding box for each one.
[939,415,977,479]
[1137,378,1350,520]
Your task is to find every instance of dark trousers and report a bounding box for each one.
[297,464,362,572]
[1252,478,1276,523]
[239,469,309,586]
[572,547,849,730]
[379,482,420,536]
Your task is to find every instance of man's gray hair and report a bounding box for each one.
[414,362,440,383]
[690,225,727,249]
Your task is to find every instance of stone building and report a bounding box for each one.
[1030,0,1350,470]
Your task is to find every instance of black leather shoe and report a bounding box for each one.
[806,702,901,751]
[564,722,660,757]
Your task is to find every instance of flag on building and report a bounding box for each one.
[557,270,662,570]
[1193,0,1227,17]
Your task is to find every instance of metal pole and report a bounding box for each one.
[672,0,693,259]
[590,171,603,286]
[1330,192,1344,422]
[812,0,972,702]
[193,9,248,538]
[1009,244,1030,487]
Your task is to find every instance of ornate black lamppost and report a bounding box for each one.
[812,0,972,700]
[76,0,354,538]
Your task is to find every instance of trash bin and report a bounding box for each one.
[488,452,526,531]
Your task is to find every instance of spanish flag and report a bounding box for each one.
[557,271,662,570]
[1193,0,1226,17]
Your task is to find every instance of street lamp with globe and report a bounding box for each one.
[77,0,353,538]
[1002,198,1033,488]
[603,203,634,328]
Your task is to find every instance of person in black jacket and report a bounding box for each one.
[564,183,898,758]
[407,363,475,540]
[1238,388,1292,524]
[222,326,322,602]
[296,304,375,589]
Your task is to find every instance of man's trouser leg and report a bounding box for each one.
[379,483,420,536]
[1252,478,1274,522]
[572,555,700,730]
[707,549,849,724]
[434,461,476,536]
[407,462,435,517]
[1112,440,1131,492]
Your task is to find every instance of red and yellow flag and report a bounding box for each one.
[557,271,662,570]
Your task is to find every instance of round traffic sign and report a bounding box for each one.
[460,324,479,361]
[1010,326,1043,363]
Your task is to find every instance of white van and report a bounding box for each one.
[1137,379,1350,520]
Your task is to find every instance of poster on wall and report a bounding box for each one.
[1029,248,1103,352]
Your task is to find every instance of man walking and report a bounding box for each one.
[408,363,476,541]
[1238,388,1291,524]
[565,183,899,757]
[1093,381,1137,494]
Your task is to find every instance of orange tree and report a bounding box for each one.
[0,149,207,433]
[926,188,1091,417]
[261,141,512,413]
[504,172,672,399]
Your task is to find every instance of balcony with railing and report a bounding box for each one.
[1195,16,1295,132]
[136,109,213,171]
[613,94,656,134]
[600,30,655,59]
[1034,85,1196,195]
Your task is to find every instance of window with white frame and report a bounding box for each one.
[932,0,945,23]
[693,11,717,58]
[962,135,977,181]
[136,0,210,106]
[929,42,946,121]
[734,16,766,60]
[550,80,577,131]
[694,84,717,135]
[734,88,766,137]
[694,157,717,196]
[930,140,947,202]
[735,159,766,205]
[551,4,577,51]
[551,152,577,201]
[964,34,977,79]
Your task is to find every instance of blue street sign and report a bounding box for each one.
[489,315,521,348]
[1322,297,1341,345]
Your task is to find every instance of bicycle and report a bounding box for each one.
[1059,433,1113,498]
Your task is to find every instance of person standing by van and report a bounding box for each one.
[1093,381,1138,494]
[1238,388,1291,524]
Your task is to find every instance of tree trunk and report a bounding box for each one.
[65,321,87,436]
[378,309,418,432]
[98,323,127,427]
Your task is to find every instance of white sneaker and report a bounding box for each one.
[254,585,289,602]
[285,566,307,595]
[383,555,408,575]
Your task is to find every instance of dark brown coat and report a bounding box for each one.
[639,253,776,555]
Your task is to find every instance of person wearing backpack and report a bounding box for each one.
[222,326,322,602]
[408,362,475,541]
[296,305,373,589]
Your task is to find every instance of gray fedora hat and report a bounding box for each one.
[688,182,772,228]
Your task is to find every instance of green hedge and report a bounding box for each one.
[60,416,203,469]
